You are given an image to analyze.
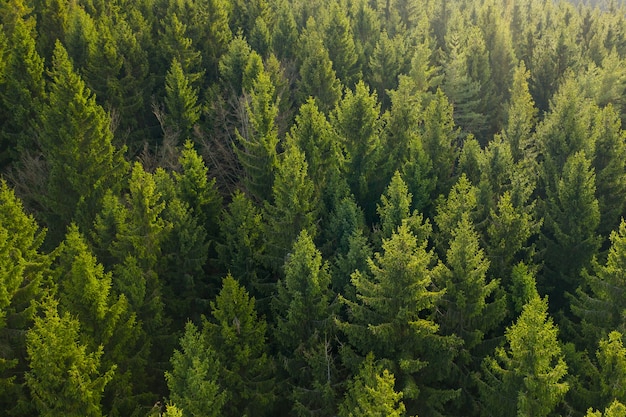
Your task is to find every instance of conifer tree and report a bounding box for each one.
[219,35,253,96]
[235,70,279,203]
[368,31,406,110]
[0,17,45,166]
[26,297,116,417]
[203,275,275,417]
[173,140,222,242]
[540,151,601,313]
[39,41,128,243]
[573,219,626,343]
[504,62,538,163]
[273,230,337,416]
[269,0,298,60]
[165,321,226,417]
[479,293,569,417]
[592,104,626,238]
[217,190,268,302]
[421,88,459,200]
[322,1,359,87]
[338,222,461,416]
[164,58,201,141]
[264,139,318,272]
[596,331,626,406]
[586,400,626,417]
[288,98,341,201]
[158,13,204,88]
[434,214,505,354]
[0,180,49,412]
[297,19,343,113]
[338,354,406,417]
[331,81,384,218]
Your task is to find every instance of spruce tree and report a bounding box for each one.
[272,230,337,416]
[39,41,128,243]
[338,354,407,417]
[164,58,201,141]
[479,292,569,417]
[165,321,226,417]
[0,180,49,413]
[203,275,275,417]
[338,222,461,416]
[26,297,116,417]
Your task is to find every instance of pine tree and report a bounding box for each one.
[165,321,226,417]
[164,58,201,141]
[338,222,461,416]
[296,19,342,113]
[263,139,317,272]
[288,97,341,200]
[479,293,569,417]
[504,61,538,163]
[203,275,275,417]
[422,88,459,200]
[173,140,222,243]
[322,1,359,87]
[592,104,626,239]
[338,353,406,417]
[0,17,45,166]
[0,180,49,413]
[540,151,601,314]
[368,31,406,110]
[434,214,505,354]
[331,81,384,219]
[586,400,626,417]
[573,219,626,343]
[158,12,204,88]
[235,70,279,203]
[39,41,128,243]
[26,297,116,417]
[272,230,337,416]
[216,190,268,302]
[596,331,626,406]
[219,35,253,96]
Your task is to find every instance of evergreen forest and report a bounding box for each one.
[3,0,626,415]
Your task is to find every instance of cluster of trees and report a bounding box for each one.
[2,0,626,416]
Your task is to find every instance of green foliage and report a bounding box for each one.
[338,222,461,415]
[479,294,569,417]
[297,18,342,113]
[264,139,317,272]
[235,70,279,203]
[338,353,406,417]
[39,41,128,243]
[26,297,116,417]
[165,321,226,417]
[0,180,49,412]
[203,275,274,416]
[332,81,383,218]
[273,230,337,416]
[164,58,201,141]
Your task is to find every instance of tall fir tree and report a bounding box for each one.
[479,291,569,417]
[203,275,275,417]
[39,41,128,244]
[338,222,461,416]
[163,58,202,141]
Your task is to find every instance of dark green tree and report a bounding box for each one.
[0,17,45,166]
[296,18,342,113]
[540,151,601,314]
[235,70,279,203]
[338,222,461,416]
[272,230,338,416]
[165,321,226,417]
[163,58,201,141]
[331,81,384,218]
[39,41,128,244]
[203,274,275,417]
[263,139,318,272]
[322,1,359,87]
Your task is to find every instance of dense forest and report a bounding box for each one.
[2,0,626,415]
